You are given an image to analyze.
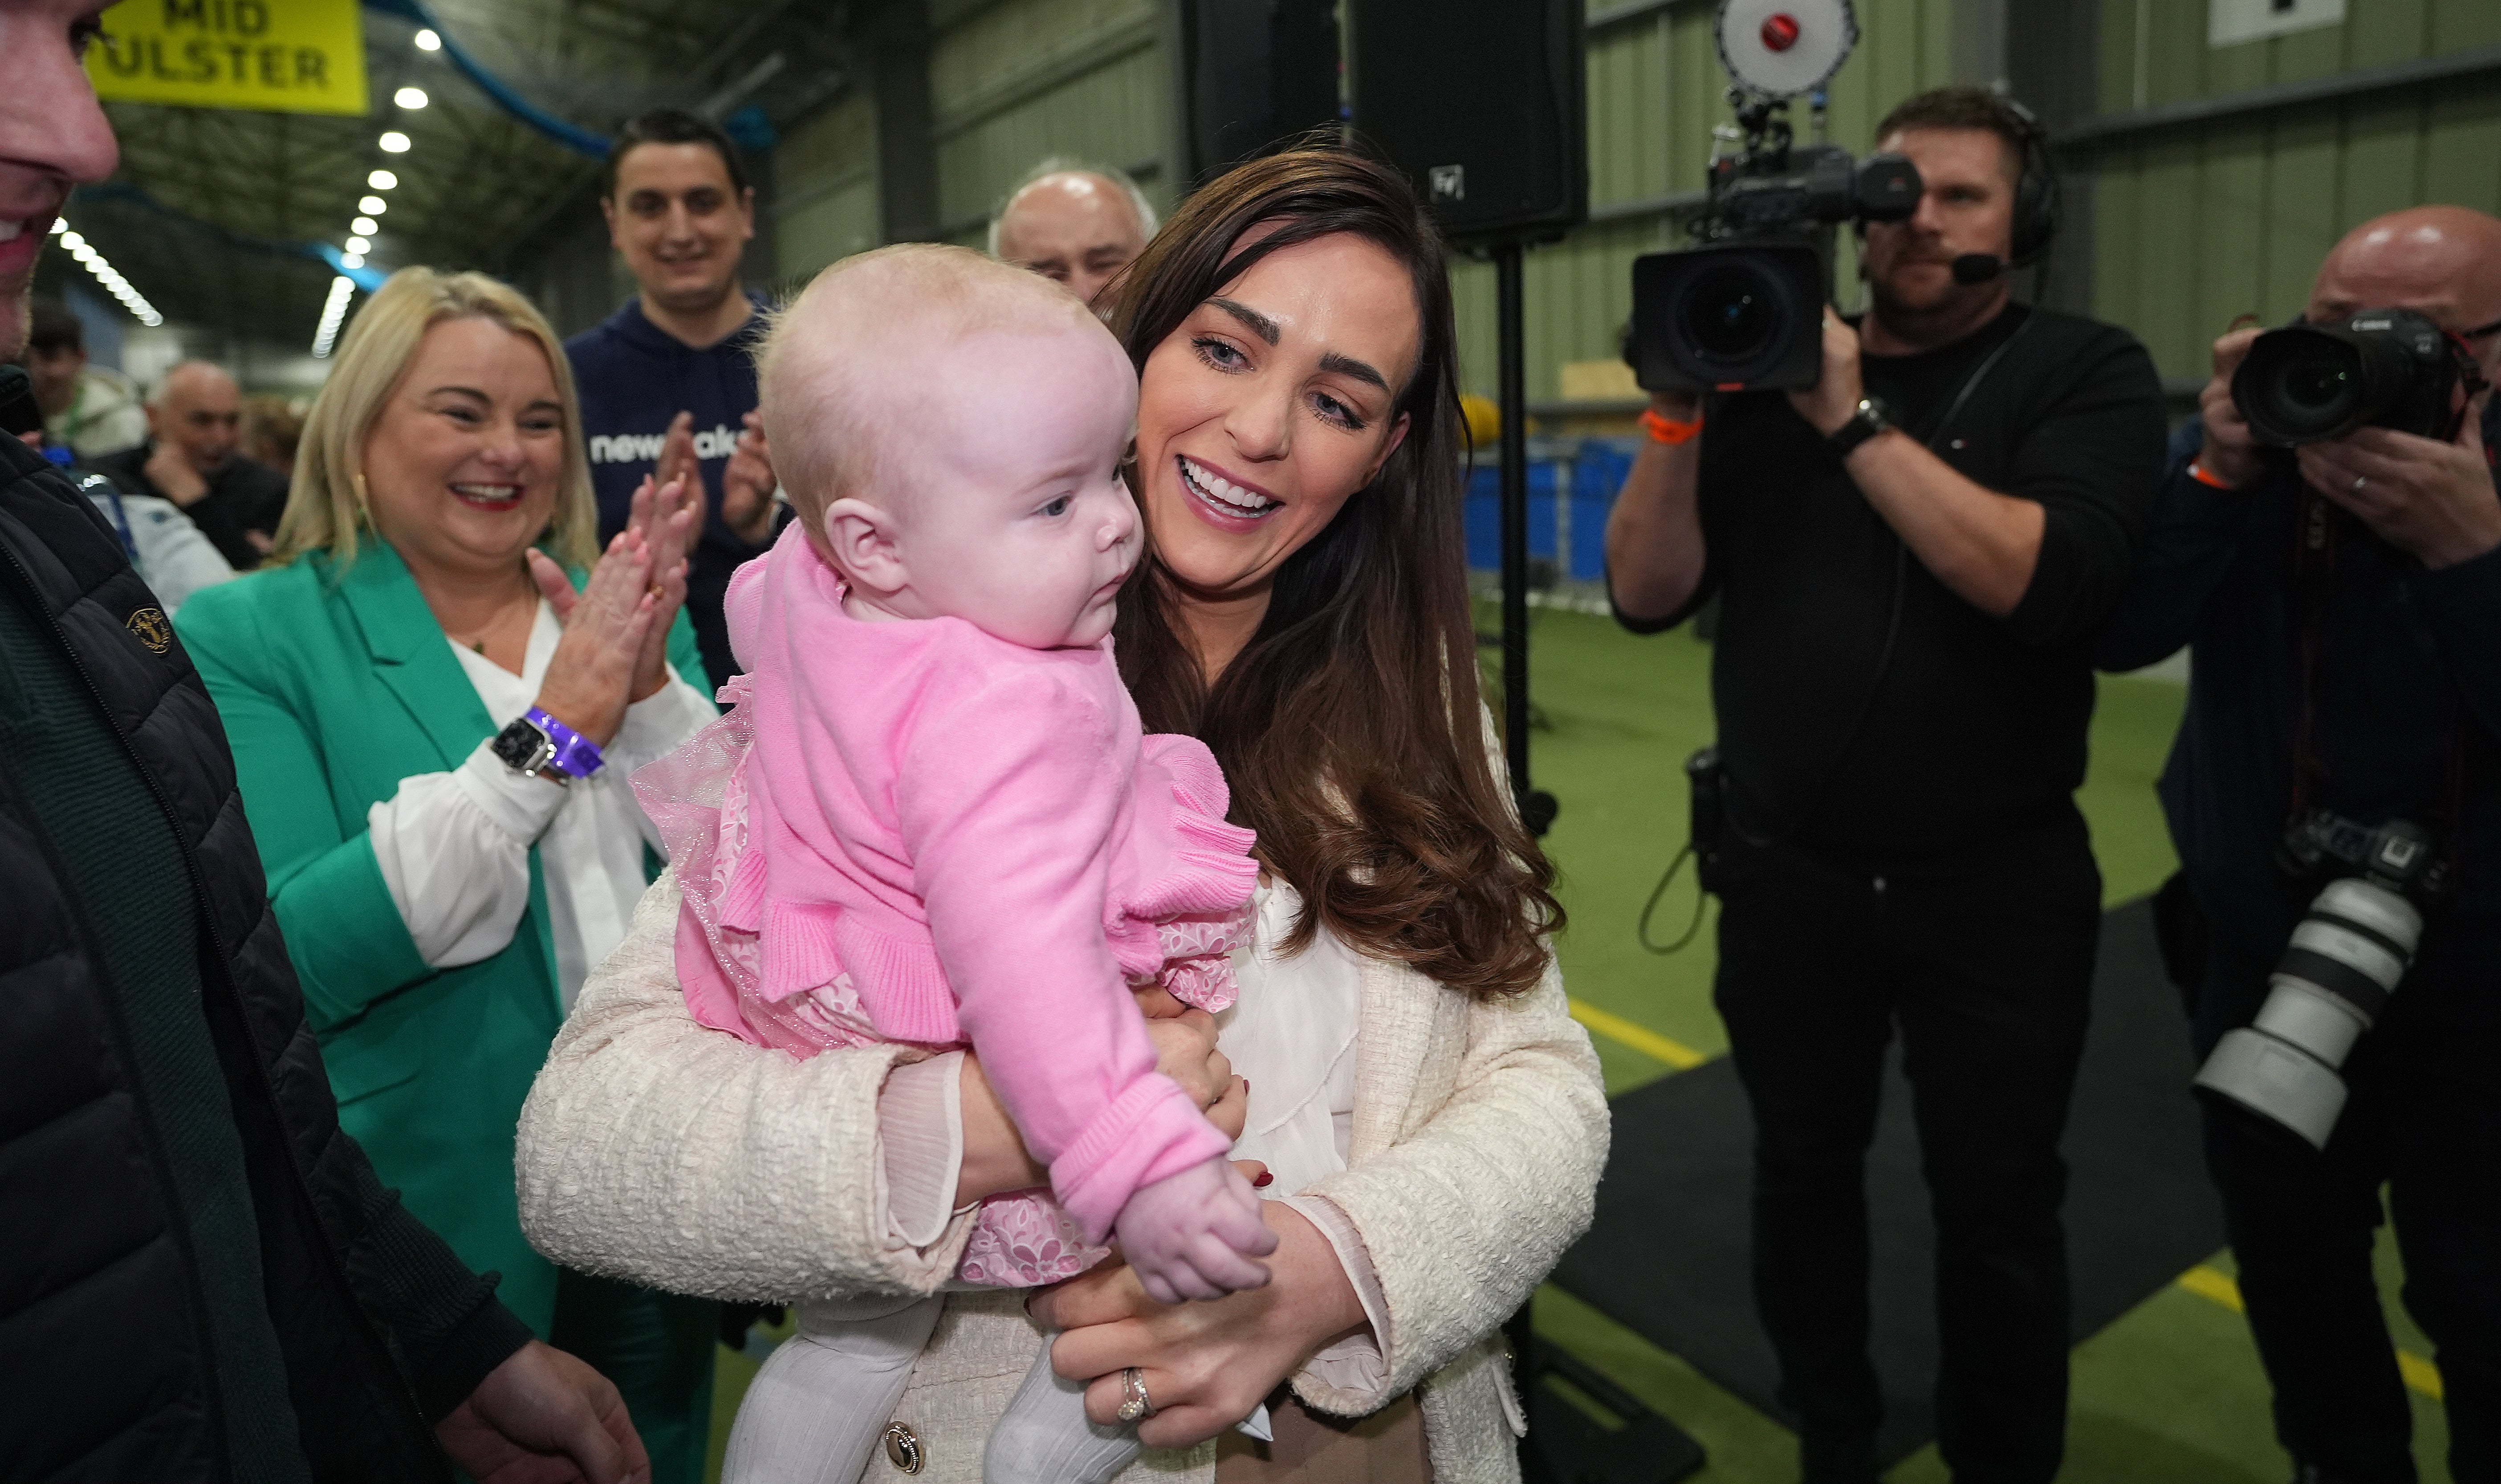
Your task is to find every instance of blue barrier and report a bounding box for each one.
[1464,437,1639,582]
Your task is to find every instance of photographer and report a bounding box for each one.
[1606,86,2164,1483]
[2098,206,2501,1484]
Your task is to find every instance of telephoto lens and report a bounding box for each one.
[2230,307,2469,446]
[2193,821,2432,1149]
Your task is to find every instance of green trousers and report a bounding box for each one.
[549,1271,719,1484]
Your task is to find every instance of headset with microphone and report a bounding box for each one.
[1948,94,2061,285]
[1851,91,2062,285]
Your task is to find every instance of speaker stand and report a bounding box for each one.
[1493,242,1700,1484]
[1493,240,1558,838]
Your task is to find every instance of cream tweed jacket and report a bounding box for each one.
[518,873,1606,1483]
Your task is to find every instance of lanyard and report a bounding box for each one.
[88,473,139,563]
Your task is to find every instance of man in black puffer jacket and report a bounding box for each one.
[2,4,649,1480]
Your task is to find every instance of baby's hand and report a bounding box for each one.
[1112,1158,1279,1304]
[1132,985,1190,1020]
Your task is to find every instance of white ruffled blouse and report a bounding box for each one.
[364,601,715,1007]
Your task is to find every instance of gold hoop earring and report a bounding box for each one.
[351,471,372,524]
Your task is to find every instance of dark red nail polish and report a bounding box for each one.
[1253,1171,1273,1187]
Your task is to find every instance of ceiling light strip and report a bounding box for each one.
[310,275,357,358]
[49,219,164,327]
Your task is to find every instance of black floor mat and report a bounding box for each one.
[1549,898,2229,1465]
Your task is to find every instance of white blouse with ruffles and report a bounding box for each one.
[363,601,715,1007]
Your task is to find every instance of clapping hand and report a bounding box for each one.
[723,411,778,545]
[525,520,664,749]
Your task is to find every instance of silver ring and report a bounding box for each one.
[2353,475,2369,492]
[1116,1366,1155,1423]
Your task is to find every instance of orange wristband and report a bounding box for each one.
[1640,407,1705,445]
[2186,459,2234,489]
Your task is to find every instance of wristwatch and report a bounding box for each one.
[491,707,605,786]
[1826,395,1894,459]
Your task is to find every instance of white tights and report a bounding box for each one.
[719,1293,1139,1484]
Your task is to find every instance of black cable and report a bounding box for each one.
[1637,842,1709,955]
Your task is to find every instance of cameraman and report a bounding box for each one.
[2098,206,2501,1484]
[1606,86,2164,1483]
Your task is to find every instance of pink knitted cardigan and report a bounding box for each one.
[646,525,1251,1242]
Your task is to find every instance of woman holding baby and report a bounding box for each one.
[517,149,1609,1482]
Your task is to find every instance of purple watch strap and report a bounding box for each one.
[525,706,605,779]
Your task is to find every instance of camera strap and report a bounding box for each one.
[2287,496,2474,880]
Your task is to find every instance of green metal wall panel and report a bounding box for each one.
[766,0,2501,395]
[775,89,880,281]
[2086,0,2501,378]
[930,0,1166,233]
[935,41,1167,229]
[2101,0,2499,112]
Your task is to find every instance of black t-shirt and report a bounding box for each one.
[94,444,289,570]
[1617,303,2167,862]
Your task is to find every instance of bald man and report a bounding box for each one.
[2102,206,2501,1484]
[989,163,1155,314]
[94,358,289,567]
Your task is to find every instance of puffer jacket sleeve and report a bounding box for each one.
[1295,955,1604,1407]
[515,872,980,1301]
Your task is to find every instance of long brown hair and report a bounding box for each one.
[1110,149,1561,999]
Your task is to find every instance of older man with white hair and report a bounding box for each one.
[988,158,1158,314]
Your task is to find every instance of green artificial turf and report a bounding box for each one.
[695,602,2455,1484]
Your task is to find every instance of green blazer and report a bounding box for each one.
[176,540,710,1334]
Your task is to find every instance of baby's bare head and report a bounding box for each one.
[757,243,1110,539]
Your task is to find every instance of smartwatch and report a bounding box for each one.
[1826,395,1894,459]
[491,707,604,786]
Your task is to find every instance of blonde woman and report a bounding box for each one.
[176,268,724,1483]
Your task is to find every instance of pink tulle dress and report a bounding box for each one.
[635,525,1257,1287]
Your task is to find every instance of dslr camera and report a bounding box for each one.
[2232,308,2490,447]
[2193,811,2445,1149]
[1623,0,1917,394]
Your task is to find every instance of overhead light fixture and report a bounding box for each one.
[359,195,386,215]
[345,236,371,255]
[312,275,357,358]
[339,252,366,269]
[368,169,399,190]
[53,224,163,326]
[395,86,429,110]
[351,216,378,235]
[414,27,440,50]
[378,131,411,153]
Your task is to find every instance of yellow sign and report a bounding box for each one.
[87,0,370,117]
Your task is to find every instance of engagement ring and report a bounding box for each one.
[1117,1366,1155,1423]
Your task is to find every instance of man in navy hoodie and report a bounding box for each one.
[566,108,779,690]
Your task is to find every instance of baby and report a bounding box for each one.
[636,244,1273,1484]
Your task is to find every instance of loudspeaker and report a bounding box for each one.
[1347,0,1587,247]
[1170,0,1344,189]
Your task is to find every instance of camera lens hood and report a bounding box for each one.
[2232,308,2461,447]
